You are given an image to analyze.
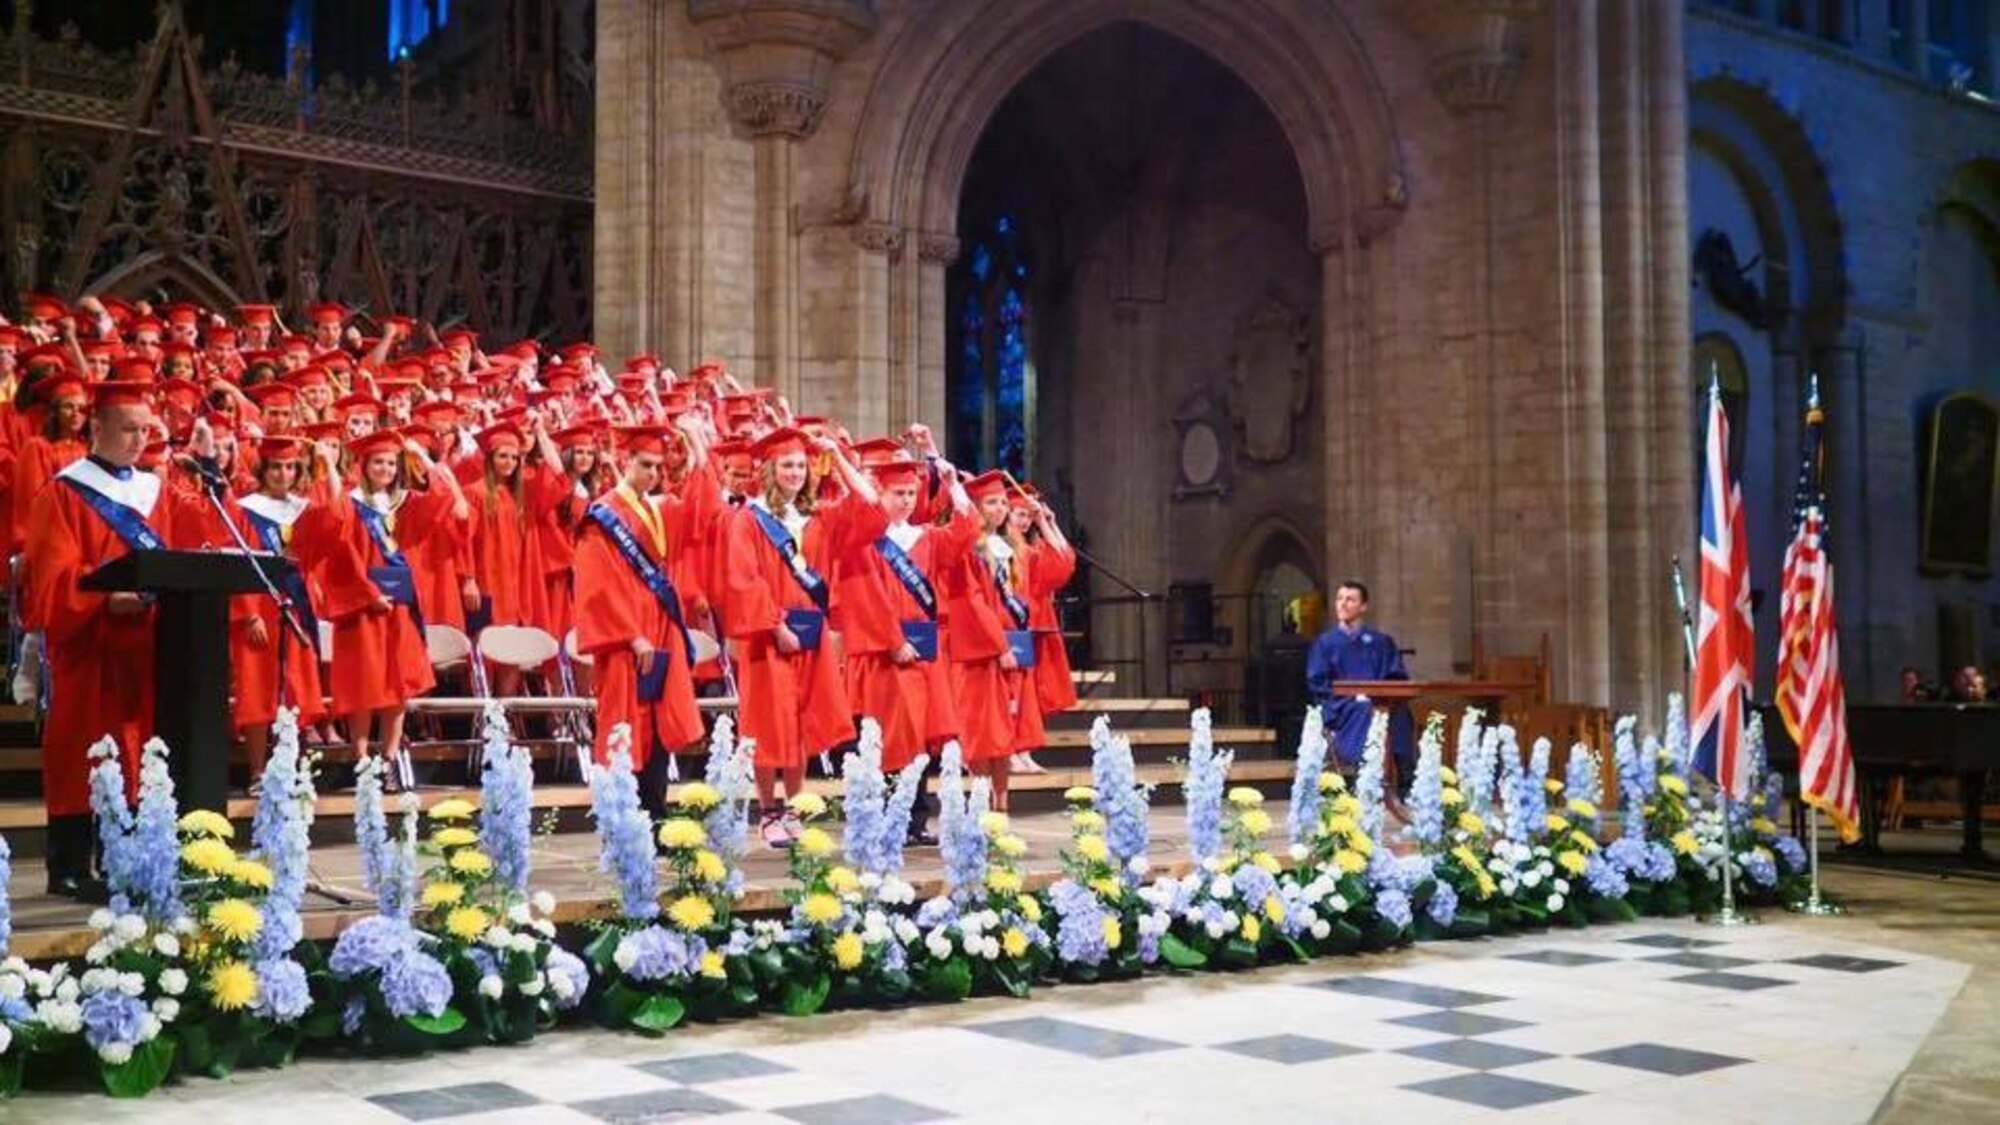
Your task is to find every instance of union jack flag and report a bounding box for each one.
[1692,380,1754,798]
[1775,380,1859,841]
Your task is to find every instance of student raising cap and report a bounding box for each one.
[852,437,909,468]
[614,424,673,456]
[21,292,65,321]
[334,393,386,420]
[873,458,924,487]
[750,426,810,464]
[237,303,279,328]
[246,382,300,411]
[112,357,160,383]
[413,398,462,425]
[308,302,348,326]
[711,439,753,473]
[257,434,310,464]
[346,428,406,461]
[476,422,526,454]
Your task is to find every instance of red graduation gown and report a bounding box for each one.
[293,479,447,713]
[464,467,560,633]
[229,488,329,732]
[572,486,704,769]
[1026,540,1079,713]
[936,537,1016,765]
[25,458,206,815]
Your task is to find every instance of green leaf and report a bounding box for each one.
[100,1036,177,1098]
[404,1008,468,1036]
[0,1051,22,1098]
[582,927,621,974]
[1158,933,1209,970]
[921,957,974,1003]
[780,972,831,1017]
[988,960,1032,999]
[1276,935,1310,964]
[1218,937,1260,969]
[629,994,686,1034]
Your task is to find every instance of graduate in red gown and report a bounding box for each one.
[24,385,220,899]
[462,418,562,688]
[9,370,89,554]
[940,470,1029,810]
[571,424,705,817]
[294,431,464,786]
[540,423,608,657]
[724,428,880,846]
[1010,486,1078,773]
[230,436,330,780]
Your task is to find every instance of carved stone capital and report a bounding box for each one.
[852,220,903,256]
[917,233,960,266]
[724,82,828,139]
[1429,46,1524,114]
[688,0,876,140]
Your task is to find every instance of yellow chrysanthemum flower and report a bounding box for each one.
[693,850,728,884]
[207,961,258,1011]
[1070,810,1106,832]
[1659,775,1689,796]
[1240,809,1273,836]
[1325,814,1359,839]
[428,798,476,821]
[1318,772,1347,794]
[1334,850,1367,875]
[657,819,707,850]
[421,881,465,908]
[431,827,479,850]
[831,931,864,971]
[677,783,723,812]
[1544,777,1565,795]
[1262,894,1285,924]
[207,898,264,943]
[986,869,1023,895]
[1545,814,1571,833]
[1452,845,1483,871]
[786,791,827,819]
[1749,817,1778,836]
[1226,787,1265,808]
[668,895,716,931]
[1017,894,1043,923]
[446,906,492,941]
[1457,812,1487,835]
[1568,798,1598,820]
[1440,787,1465,807]
[1476,872,1498,898]
[178,810,235,840]
[1240,915,1262,943]
[1074,834,1109,863]
[449,850,494,876]
[1438,766,1459,786]
[1348,834,1375,858]
[1569,830,1599,853]
[979,811,1010,836]
[1062,786,1097,804]
[1088,877,1123,901]
[1101,917,1123,950]
[1252,851,1281,874]
[1557,850,1589,876]
[827,866,861,895]
[700,950,727,979]
[1332,794,1362,817]
[1671,829,1699,856]
[796,828,836,858]
[802,893,843,925]
[228,859,274,890]
[181,838,237,875]
[1002,927,1030,958]
[995,834,1029,858]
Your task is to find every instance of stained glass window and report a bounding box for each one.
[949,213,1033,477]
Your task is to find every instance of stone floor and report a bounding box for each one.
[5,863,1997,1123]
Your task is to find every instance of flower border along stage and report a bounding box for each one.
[0,695,1816,1100]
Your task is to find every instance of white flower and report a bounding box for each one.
[1209,875,1234,900]
[479,975,504,1000]
[893,918,919,945]
[159,968,187,997]
[1204,920,1227,940]
[139,1014,162,1041]
[484,926,512,949]
[548,971,576,1001]
[960,933,984,957]
[982,937,1001,960]
[0,1023,11,1055]
[533,919,556,939]
[1546,893,1566,913]
[173,916,198,936]
[511,933,537,955]
[1553,878,1571,895]
[925,932,953,960]
[1522,870,1542,889]
[859,872,883,890]
[87,908,115,933]
[1128,856,1152,877]
[520,977,544,997]
[118,972,145,998]
[613,940,639,973]
[83,942,111,966]
[152,998,180,1023]
[531,890,557,915]
[507,902,532,926]
[1311,919,1332,940]
[114,914,146,943]
[1328,893,1350,914]
[152,933,181,958]
[0,976,21,1002]
[1,957,24,975]
[1500,879,1518,897]
[97,1041,134,1066]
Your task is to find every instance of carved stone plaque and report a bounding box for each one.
[1227,297,1312,465]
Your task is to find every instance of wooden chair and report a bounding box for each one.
[1471,631,1553,706]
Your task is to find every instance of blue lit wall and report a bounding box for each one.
[386,0,449,60]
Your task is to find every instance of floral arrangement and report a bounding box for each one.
[1405,713,1494,938]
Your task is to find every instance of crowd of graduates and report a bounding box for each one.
[1,293,1079,900]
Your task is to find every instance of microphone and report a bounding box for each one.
[171,453,229,487]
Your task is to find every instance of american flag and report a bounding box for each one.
[1774,379,1859,841]
[1692,380,1754,798]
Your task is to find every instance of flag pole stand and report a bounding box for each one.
[1705,789,1757,927]
[1787,806,1845,916]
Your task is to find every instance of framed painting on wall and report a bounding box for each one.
[1921,391,2000,578]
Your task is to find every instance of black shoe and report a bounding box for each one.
[905,827,939,847]
[46,872,110,904]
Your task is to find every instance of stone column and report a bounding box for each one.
[1899,0,1930,75]
[914,233,959,434]
[687,0,874,403]
[1645,0,1695,709]
[849,220,902,435]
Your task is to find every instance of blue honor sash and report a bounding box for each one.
[748,505,830,613]
[352,497,424,631]
[877,535,939,662]
[61,477,164,553]
[244,508,320,638]
[991,556,1035,668]
[583,502,697,674]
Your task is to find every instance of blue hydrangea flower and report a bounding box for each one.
[1427,880,1459,927]
[617,925,706,982]
[1741,849,1778,888]
[544,946,590,1010]
[1774,835,1807,873]
[1583,853,1630,899]
[81,990,149,1053]
[1375,888,1412,931]
[253,958,312,1022]
[1048,878,1110,967]
[379,947,453,1019]
[330,915,421,976]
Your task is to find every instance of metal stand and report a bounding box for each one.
[1787,806,1845,916]
[1705,788,1757,927]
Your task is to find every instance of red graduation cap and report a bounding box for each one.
[256,434,310,464]
[614,424,671,457]
[751,426,809,463]
[246,382,300,411]
[21,292,65,321]
[236,304,279,328]
[307,302,348,326]
[345,429,405,460]
[477,422,526,454]
[89,379,156,409]
[162,302,203,329]
[966,469,1011,504]
[334,393,386,420]
[112,357,159,383]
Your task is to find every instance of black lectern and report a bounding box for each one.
[82,549,295,813]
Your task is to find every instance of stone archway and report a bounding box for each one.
[85,251,242,313]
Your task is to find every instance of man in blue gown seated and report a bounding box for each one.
[1305,580,1414,790]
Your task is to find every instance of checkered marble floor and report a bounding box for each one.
[8,916,1968,1124]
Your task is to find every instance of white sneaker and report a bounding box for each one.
[1012,752,1047,775]
[12,632,40,706]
